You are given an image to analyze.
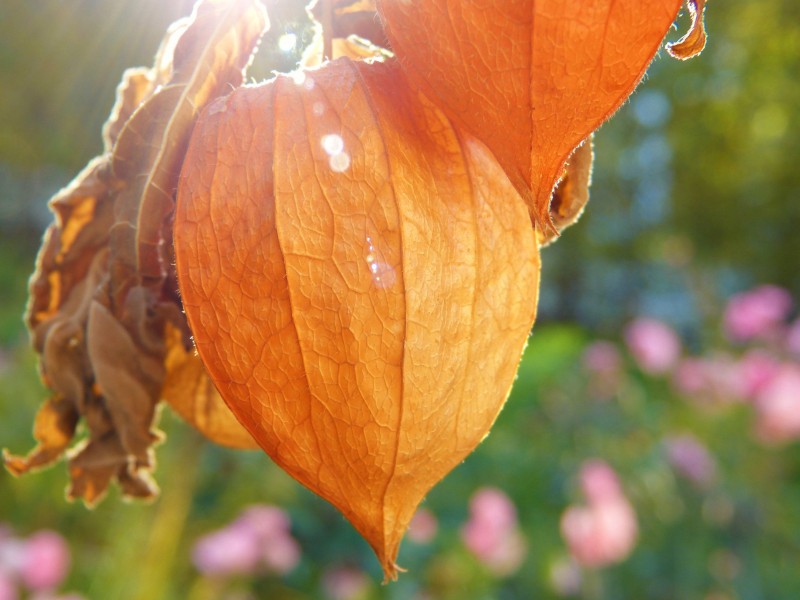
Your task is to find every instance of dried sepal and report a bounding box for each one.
[26,158,114,333]
[5,0,269,504]
[3,398,79,476]
[102,68,158,152]
[110,0,269,287]
[667,0,708,60]
[6,245,109,480]
[538,137,594,247]
[67,431,159,506]
[101,17,188,153]
[86,300,165,461]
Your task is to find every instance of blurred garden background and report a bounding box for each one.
[1,1,800,598]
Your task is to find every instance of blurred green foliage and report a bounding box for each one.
[1,1,799,599]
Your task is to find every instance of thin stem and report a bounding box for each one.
[321,0,334,61]
[130,429,205,600]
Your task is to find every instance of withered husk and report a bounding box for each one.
[4,0,266,505]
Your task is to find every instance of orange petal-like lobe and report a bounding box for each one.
[174,58,539,578]
[161,323,258,449]
[377,0,681,232]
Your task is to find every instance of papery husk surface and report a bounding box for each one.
[175,57,540,578]
[377,0,683,236]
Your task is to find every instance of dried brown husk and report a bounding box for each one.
[667,0,708,60]
[537,137,594,247]
[4,0,265,504]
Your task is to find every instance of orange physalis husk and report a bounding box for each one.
[376,0,686,237]
[174,57,540,579]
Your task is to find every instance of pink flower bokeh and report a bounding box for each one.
[723,285,792,342]
[192,525,261,577]
[0,573,17,600]
[407,508,438,544]
[19,530,71,592]
[664,434,717,488]
[0,526,79,600]
[321,565,370,600]
[737,350,782,399]
[192,504,300,578]
[583,341,622,375]
[672,357,708,396]
[560,460,638,568]
[582,341,624,399]
[672,354,747,404]
[752,366,800,444]
[624,318,681,374]
[461,487,527,576]
[236,505,300,574]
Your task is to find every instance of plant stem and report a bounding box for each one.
[321,0,333,61]
[130,429,204,600]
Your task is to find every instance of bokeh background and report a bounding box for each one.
[1,1,799,598]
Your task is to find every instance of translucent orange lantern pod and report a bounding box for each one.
[174,58,539,578]
[377,0,685,234]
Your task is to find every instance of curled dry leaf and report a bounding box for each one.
[174,57,540,579]
[539,137,594,247]
[101,0,267,455]
[110,0,269,289]
[667,0,708,60]
[376,0,685,236]
[5,0,265,504]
